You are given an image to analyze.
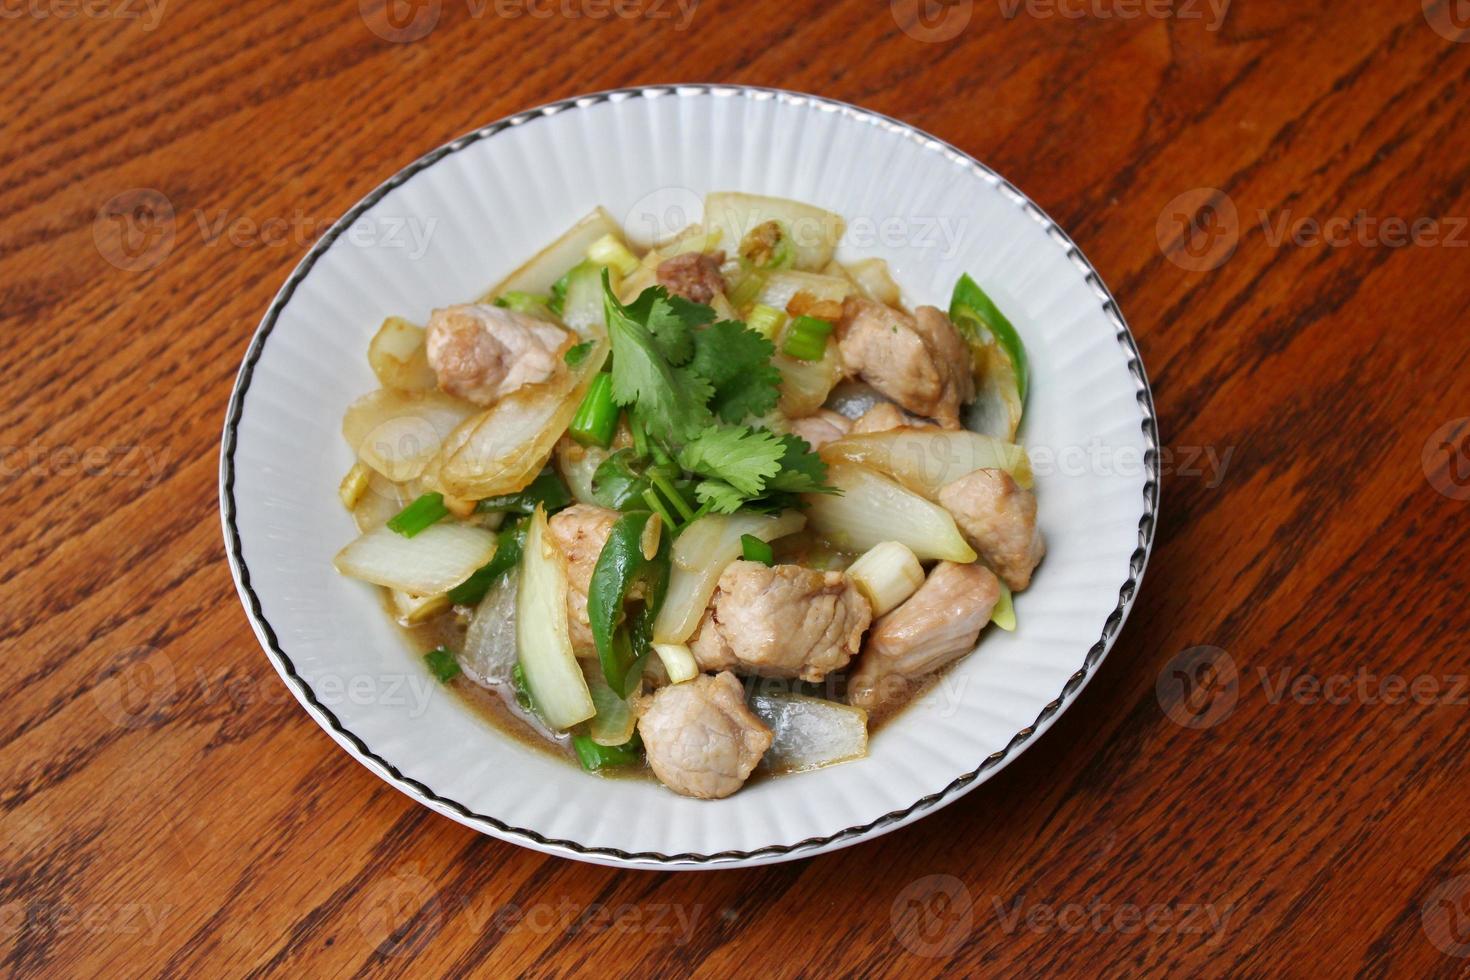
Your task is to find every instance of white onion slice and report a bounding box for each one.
[516,506,595,730]
[460,571,519,687]
[749,693,868,773]
[803,463,976,563]
[333,522,498,595]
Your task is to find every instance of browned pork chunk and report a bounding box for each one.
[847,562,1001,710]
[937,469,1045,591]
[545,503,619,655]
[637,671,772,799]
[688,561,872,683]
[425,304,570,406]
[788,409,853,451]
[836,299,974,428]
[656,250,727,304]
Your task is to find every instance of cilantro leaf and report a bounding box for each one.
[603,273,713,446]
[764,434,834,494]
[693,479,746,514]
[620,286,710,365]
[676,426,785,496]
[692,320,782,422]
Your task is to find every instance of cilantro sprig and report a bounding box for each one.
[600,272,833,516]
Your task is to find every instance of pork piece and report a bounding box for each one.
[851,402,911,434]
[788,409,852,450]
[836,299,975,428]
[688,561,872,683]
[545,504,619,655]
[937,469,1045,591]
[425,304,569,405]
[847,562,1000,710]
[637,671,772,799]
[656,250,727,304]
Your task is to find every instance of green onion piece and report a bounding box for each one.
[746,304,787,341]
[729,270,768,310]
[387,492,449,537]
[493,291,555,320]
[572,732,643,771]
[568,372,619,448]
[548,267,574,317]
[424,647,461,683]
[476,470,572,515]
[446,519,527,605]
[564,341,594,366]
[511,662,533,710]
[740,533,775,566]
[782,315,834,361]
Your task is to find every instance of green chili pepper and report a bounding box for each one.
[572,732,643,771]
[586,510,671,698]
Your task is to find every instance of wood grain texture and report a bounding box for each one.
[3,0,1469,975]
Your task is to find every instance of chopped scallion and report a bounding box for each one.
[568,372,619,447]
[424,647,461,683]
[781,315,834,362]
[564,341,594,366]
[745,304,786,341]
[740,533,775,566]
[387,492,449,537]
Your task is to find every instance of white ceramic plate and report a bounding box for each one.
[220,86,1158,869]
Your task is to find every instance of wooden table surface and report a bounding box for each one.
[5,0,1470,975]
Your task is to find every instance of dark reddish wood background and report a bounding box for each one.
[4,0,1470,975]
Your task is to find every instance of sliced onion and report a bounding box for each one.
[460,571,519,687]
[755,270,853,311]
[554,438,609,506]
[653,510,807,644]
[821,427,1033,497]
[775,338,842,418]
[704,193,845,271]
[843,258,902,307]
[965,343,1024,442]
[436,340,609,499]
[516,505,595,730]
[584,664,637,745]
[803,462,976,563]
[749,693,868,773]
[482,207,622,298]
[343,389,478,484]
[350,470,410,532]
[334,522,498,595]
[367,317,436,392]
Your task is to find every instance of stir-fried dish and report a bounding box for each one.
[333,194,1044,799]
